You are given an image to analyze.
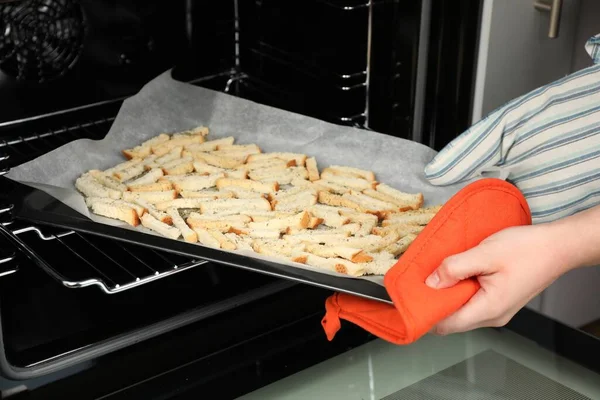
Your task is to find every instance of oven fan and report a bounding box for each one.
[0,0,85,83]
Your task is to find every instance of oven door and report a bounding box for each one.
[11,307,600,399]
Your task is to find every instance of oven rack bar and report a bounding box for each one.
[0,118,114,169]
[0,118,115,149]
[1,216,210,294]
[317,0,387,11]
[246,40,368,87]
[228,72,367,126]
[245,46,367,91]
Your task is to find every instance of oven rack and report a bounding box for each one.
[0,218,209,294]
[0,118,212,294]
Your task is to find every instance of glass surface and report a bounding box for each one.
[237,328,600,400]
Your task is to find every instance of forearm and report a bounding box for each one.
[546,204,600,270]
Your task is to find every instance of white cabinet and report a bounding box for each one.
[471,0,600,328]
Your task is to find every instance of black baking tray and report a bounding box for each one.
[5,178,392,303]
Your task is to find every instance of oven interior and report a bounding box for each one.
[0,0,426,388]
[0,0,422,136]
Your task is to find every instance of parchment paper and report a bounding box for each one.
[6,70,471,286]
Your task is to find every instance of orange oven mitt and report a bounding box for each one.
[321,178,532,345]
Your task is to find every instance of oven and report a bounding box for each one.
[10,0,595,399]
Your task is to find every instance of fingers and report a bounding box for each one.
[425,245,496,289]
[430,288,511,335]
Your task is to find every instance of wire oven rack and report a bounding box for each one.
[1,220,209,294]
[0,101,216,294]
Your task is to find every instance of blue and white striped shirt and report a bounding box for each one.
[425,34,600,224]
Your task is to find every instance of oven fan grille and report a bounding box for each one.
[0,0,85,82]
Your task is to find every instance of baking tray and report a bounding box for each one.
[6,178,393,303]
[3,70,466,304]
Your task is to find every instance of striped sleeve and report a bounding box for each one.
[585,33,600,64]
[425,33,600,224]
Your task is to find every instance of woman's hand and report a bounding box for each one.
[425,223,574,335]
